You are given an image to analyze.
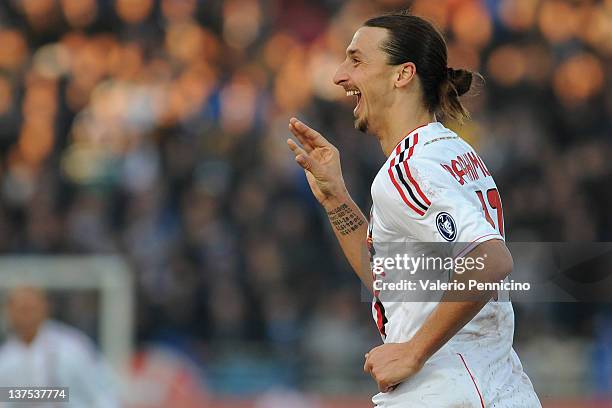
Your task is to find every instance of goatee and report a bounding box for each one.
[355,117,368,133]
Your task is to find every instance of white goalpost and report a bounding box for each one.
[0,256,134,371]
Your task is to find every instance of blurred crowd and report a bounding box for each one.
[0,0,611,399]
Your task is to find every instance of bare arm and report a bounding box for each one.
[322,196,372,289]
[364,239,513,392]
[286,118,373,290]
[406,240,512,359]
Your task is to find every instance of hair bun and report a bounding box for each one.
[447,67,473,97]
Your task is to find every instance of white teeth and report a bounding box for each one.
[346,90,361,96]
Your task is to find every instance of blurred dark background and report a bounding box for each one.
[0,0,611,406]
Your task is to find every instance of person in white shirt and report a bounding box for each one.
[286,11,540,407]
[0,287,119,408]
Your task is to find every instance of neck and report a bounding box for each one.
[19,332,37,345]
[375,101,434,157]
[17,325,43,346]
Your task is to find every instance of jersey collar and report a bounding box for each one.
[388,122,442,162]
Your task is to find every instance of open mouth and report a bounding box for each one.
[346,89,361,114]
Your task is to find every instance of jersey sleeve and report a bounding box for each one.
[378,153,504,259]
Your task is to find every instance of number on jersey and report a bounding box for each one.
[475,188,504,237]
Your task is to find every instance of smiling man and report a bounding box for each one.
[287,12,541,408]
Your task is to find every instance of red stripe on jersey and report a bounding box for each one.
[406,133,418,158]
[374,301,386,336]
[397,133,431,207]
[458,353,485,408]
[387,167,425,216]
[402,160,431,206]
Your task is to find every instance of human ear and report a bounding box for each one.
[395,62,416,88]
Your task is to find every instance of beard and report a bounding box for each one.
[354,115,369,133]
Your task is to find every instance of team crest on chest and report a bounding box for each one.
[436,212,457,241]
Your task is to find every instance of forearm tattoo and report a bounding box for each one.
[327,203,365,235]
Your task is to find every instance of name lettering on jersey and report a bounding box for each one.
[440,151,490,185]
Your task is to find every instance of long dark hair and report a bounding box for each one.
[364,12,474,122]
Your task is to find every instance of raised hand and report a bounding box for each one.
[287,117,348,208]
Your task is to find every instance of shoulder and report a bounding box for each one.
[374,123,485,221]
[403,124,488,192]
[46,321,98,356]
[409,123,464,164]
[389,123,464,176]
[0,338,19,359]
[0,338,25,375]
[379,123,462,213]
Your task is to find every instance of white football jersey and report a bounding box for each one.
[368,122,540,407]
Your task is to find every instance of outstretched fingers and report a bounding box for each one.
[287,138,307,158]
[287,138,317,172]
[289,122,313,153]
[289,117,331,148]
